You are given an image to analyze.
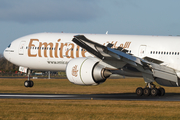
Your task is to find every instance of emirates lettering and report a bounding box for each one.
[28,39,131,58]
[103,41,131,49]
[28,39,87,58]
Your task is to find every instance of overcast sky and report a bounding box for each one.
[1,0,180,54]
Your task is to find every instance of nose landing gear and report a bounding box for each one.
[24,69,34,87]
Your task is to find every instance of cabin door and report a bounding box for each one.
[19,41,26,55]
[138,45,147,58]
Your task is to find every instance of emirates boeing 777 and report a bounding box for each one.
[3,32,180,96]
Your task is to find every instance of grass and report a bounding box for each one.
[1,78,180,119]
[1,78,180,94]
[1,99,180,119]
[0,78,145,94]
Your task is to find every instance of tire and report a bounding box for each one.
[143,88,151,96]
[158,87,165,96]
[29,80,34,87]
[24,80,29,87]
[136,87,143,96]
[151,88,159,96]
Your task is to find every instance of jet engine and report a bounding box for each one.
[66,57,112,85]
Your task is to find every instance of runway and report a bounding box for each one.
[1,93,180,101]
[0,77,67,79]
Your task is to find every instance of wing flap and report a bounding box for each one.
[144,56,163,64]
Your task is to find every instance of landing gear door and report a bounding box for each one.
[19,41,26,55]
[138,45,147,58]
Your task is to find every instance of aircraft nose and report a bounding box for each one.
[3,48,11,61]
[3,42,16,63]
[3,49,8,60]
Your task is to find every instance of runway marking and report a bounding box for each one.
[0,94,76,98]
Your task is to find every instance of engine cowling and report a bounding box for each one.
[66,57,111,85]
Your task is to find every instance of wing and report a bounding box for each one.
[72,35,179,87]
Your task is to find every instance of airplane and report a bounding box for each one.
[3,32,180,97]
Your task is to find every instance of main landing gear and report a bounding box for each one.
[24,69,34,87]
[136,83,165,96]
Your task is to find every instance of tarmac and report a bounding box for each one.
[1,93,180,101]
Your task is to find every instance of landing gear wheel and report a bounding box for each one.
[158,87,165,96]
[29,80,34,87]
[143,88,151,96]
[136,87,143,96]
[136,82,166,97]
[24,69,34,88]
[24,80,34,87]
[151,88,159,96]
[24,80,29,87]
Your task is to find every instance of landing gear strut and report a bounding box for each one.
[24,69,34,87]
[136,83,165,96]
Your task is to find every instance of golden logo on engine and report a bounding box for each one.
[72,65,78,77]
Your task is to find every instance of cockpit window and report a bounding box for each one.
[8,43,11,48]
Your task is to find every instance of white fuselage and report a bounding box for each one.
[3,33,180,75]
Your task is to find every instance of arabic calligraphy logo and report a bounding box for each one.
[72,65,78,77]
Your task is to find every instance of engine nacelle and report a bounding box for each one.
[66,57,111,85]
